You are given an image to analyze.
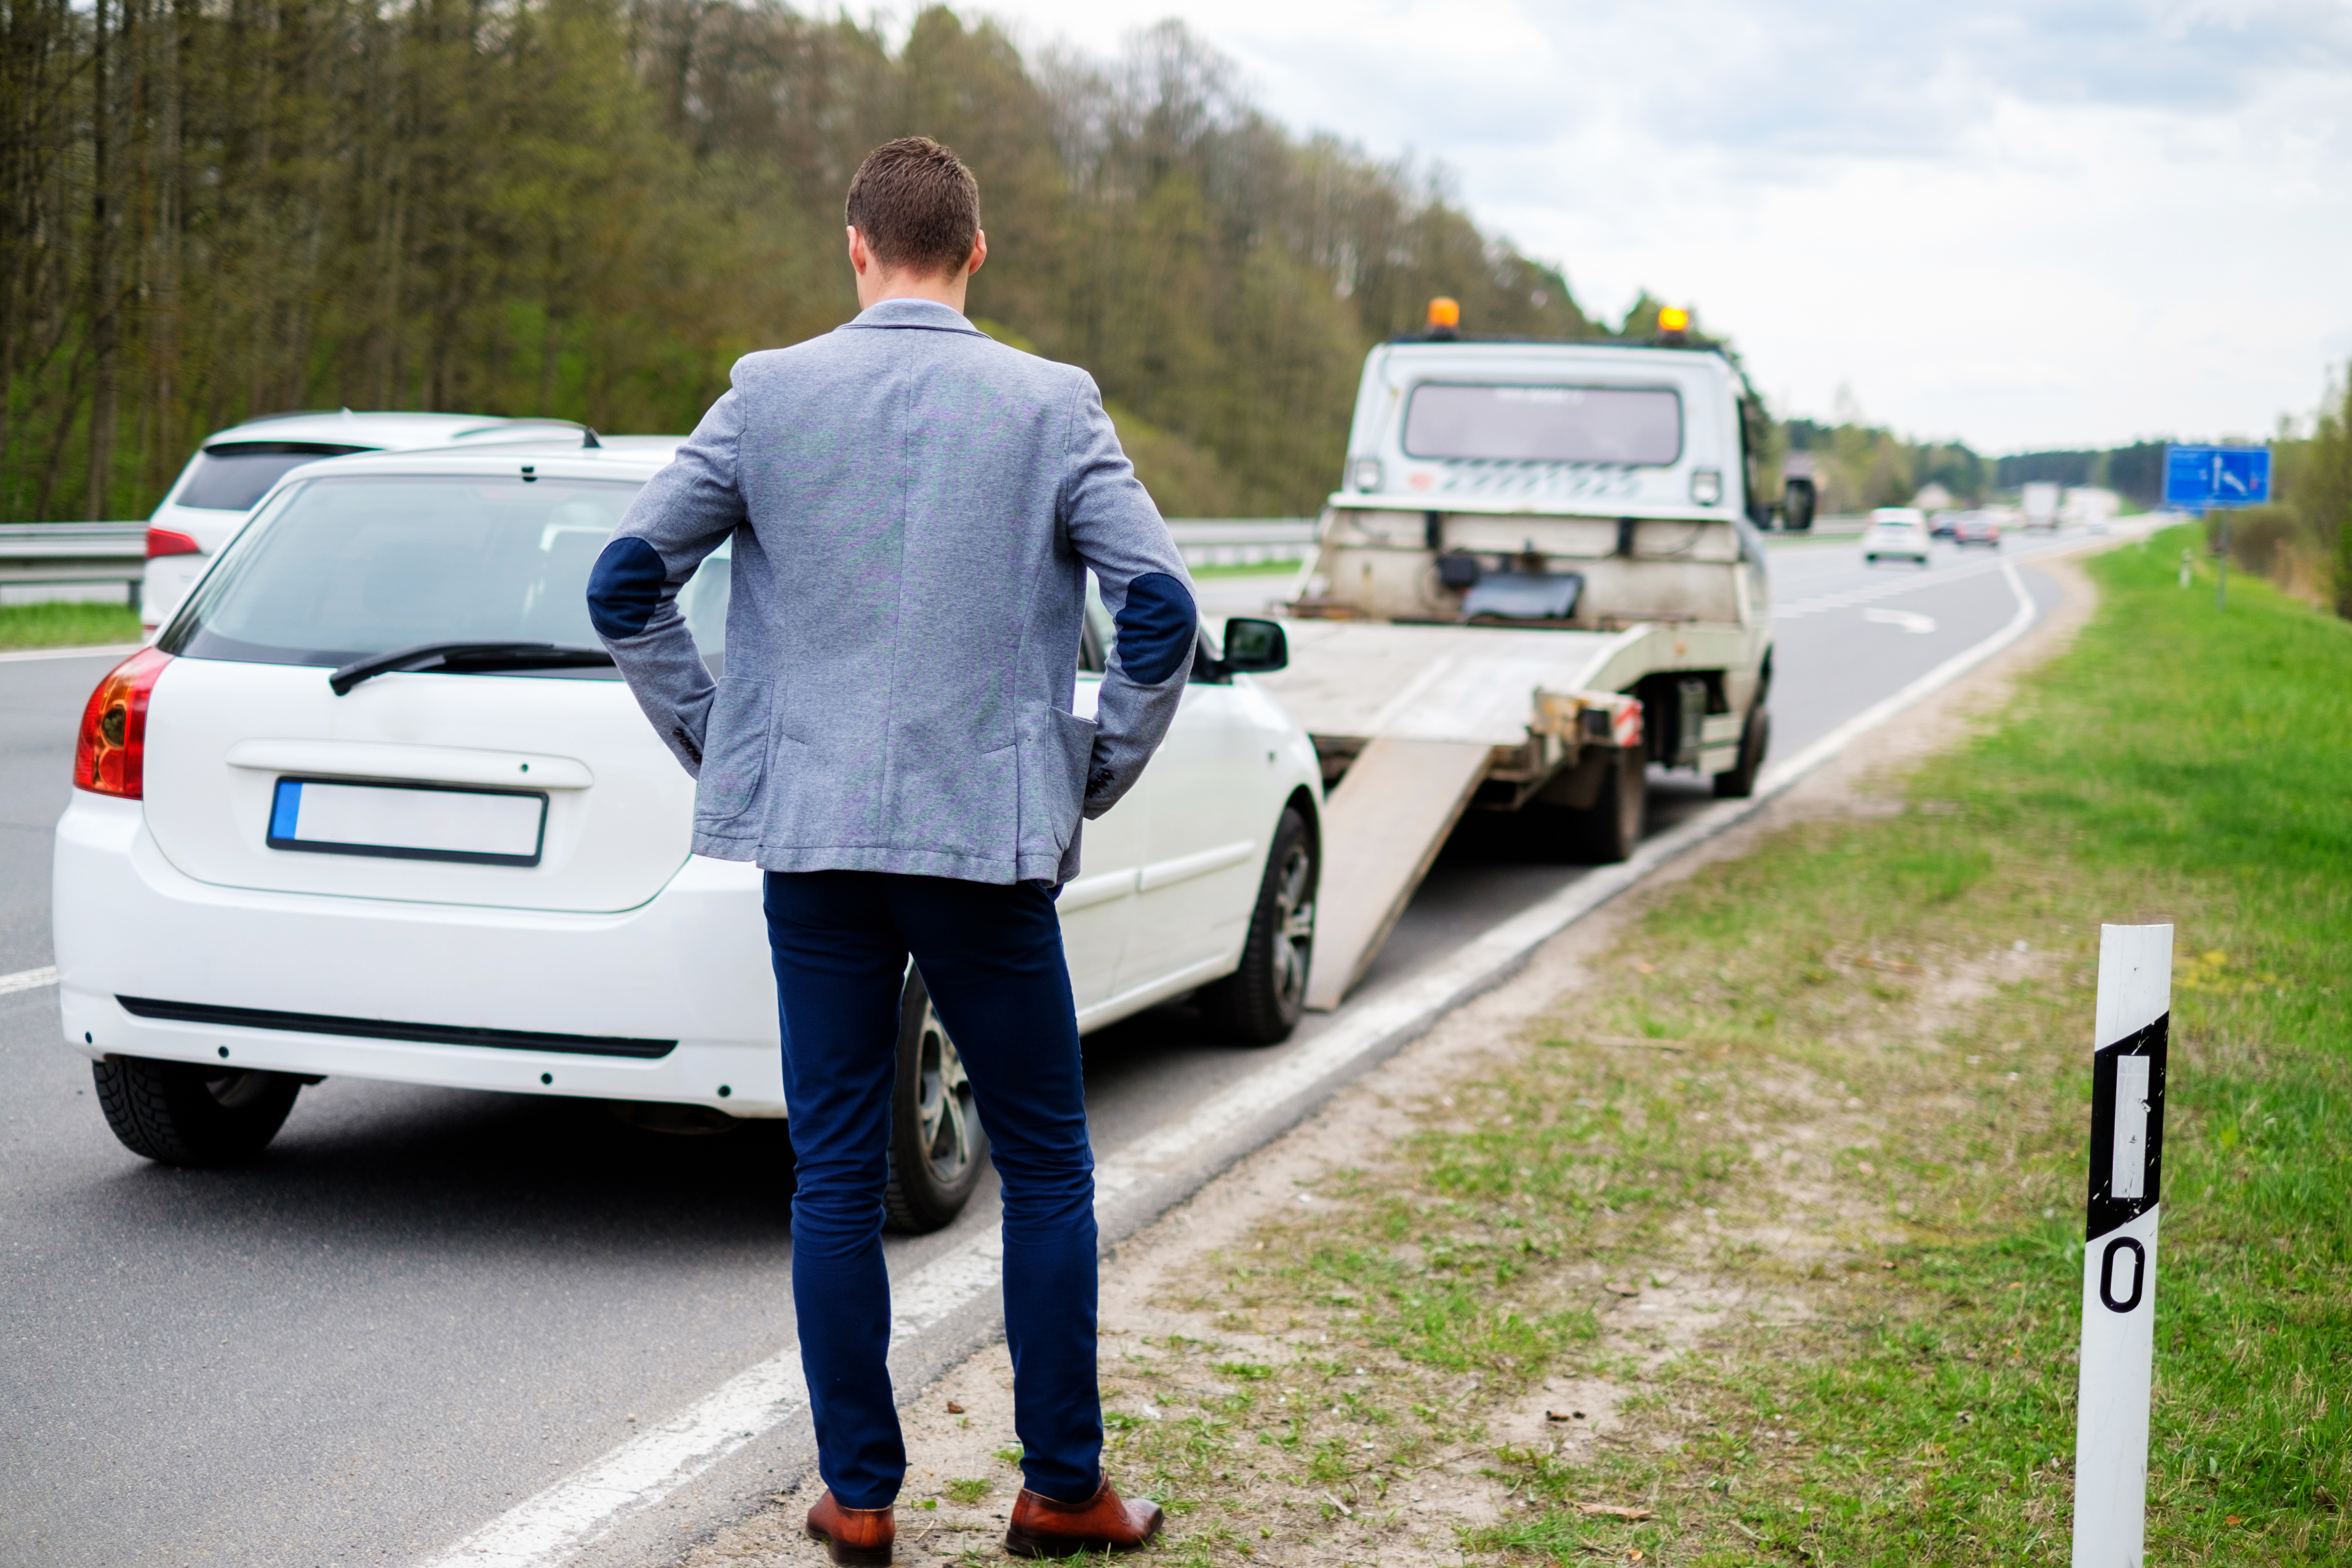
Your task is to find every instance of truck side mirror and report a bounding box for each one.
[1782,478,1816,533]
[1221,617,1288,674]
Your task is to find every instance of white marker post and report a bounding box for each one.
[2070,923,2173,1568]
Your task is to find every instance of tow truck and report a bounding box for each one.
[1255,301,1781,1007]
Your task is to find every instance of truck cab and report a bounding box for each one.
[1319,333,1768,630]
[1296,324,1773,789]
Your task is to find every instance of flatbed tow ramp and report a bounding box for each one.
[1260,619,1747,1008]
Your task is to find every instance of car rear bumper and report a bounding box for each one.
[52,794,786,1114]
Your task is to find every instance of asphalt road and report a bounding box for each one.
[0,529,2090,1567]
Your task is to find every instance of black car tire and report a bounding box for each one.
[882,967,989,1235]
[1196,807,1318,1045]
[92,1055,302,1166]
[1713,703,1771,799]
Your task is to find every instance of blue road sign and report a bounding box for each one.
[2164,445,2271,510]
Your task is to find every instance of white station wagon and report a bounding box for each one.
[56,435,1323,1232]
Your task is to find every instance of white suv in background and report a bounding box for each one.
[138,411,583,637]
[59,435,1323,1233]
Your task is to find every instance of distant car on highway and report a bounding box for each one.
[137,411,583,637]
[1862,507,1932,567]
[1952,512,2002,549]
[58,438,1323,1232]
[1928,511,1960,539]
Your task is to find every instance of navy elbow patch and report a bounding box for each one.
[1115,572,1197,685]
[587,537,667,640]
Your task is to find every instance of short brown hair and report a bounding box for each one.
[845,137,980,279]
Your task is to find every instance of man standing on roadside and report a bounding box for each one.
[586,137,1194,1564]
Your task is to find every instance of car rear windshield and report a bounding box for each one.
[1401,383,1682,466]
[160,475,730,671]
[174,442,375,510]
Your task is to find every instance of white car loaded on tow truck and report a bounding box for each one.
[1255,300,1778,1008]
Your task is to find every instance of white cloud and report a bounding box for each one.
[973,0,2352,450]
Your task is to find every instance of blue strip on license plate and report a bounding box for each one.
[268,778,547,867]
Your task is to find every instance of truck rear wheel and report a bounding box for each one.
[93,1055,302,1166]
[1524,748,1645,864]
[1713,704,1771,799]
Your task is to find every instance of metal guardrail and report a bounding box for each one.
[1164,518,1315,567]
[1166,516,1877,560]
[1,514,1871,605]
[0,522,147,607]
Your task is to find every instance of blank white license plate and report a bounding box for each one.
[268,778,547,867]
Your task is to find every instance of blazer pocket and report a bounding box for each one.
[1016,701,1099,861]
[694,675,773,826]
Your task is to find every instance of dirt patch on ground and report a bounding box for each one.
[674,548,2108,1568]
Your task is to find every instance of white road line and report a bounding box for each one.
[1862,608,1937,635]
[416,552,2045,1568]
[0,642,141,664]
[1772,552,2017,619]
[1764,555,2034,786]
[430,1353,812,1566]
[0,966,60,997]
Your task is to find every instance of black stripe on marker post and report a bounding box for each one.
[2084,1012,2168,1243]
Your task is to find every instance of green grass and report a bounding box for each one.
[0,600,141,649]
[942,1477,993,1505]
[1189,559,1302,579]
[1110,527,2351,1566]
[1866,529,2352,1561]
[1512,527,2352,1564]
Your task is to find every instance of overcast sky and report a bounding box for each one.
[971,0,2351,454]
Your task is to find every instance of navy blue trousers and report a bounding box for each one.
[763,870,1101,1509]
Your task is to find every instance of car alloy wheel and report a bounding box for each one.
[1196,806,1318,1045]
[1270,840,1315,1014]
[882,967,989,1234]
[911,1001,976,1188]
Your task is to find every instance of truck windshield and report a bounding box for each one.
[161,475,730,670]
[1402,383,1682,466]
[175,442,375,510]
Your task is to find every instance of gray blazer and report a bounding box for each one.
[587,299,1197,886]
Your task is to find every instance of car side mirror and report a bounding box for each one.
[1221,617,1287,674]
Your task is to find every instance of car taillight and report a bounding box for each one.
[74,647,172,798]
[145,526,201,558]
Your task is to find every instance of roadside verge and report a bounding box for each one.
[703,527,2346,1568]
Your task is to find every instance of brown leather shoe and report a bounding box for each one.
[804,1490,894,1566]
[1004,1474,1164,1557]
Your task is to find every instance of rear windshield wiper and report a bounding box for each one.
[329,641,615,695]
